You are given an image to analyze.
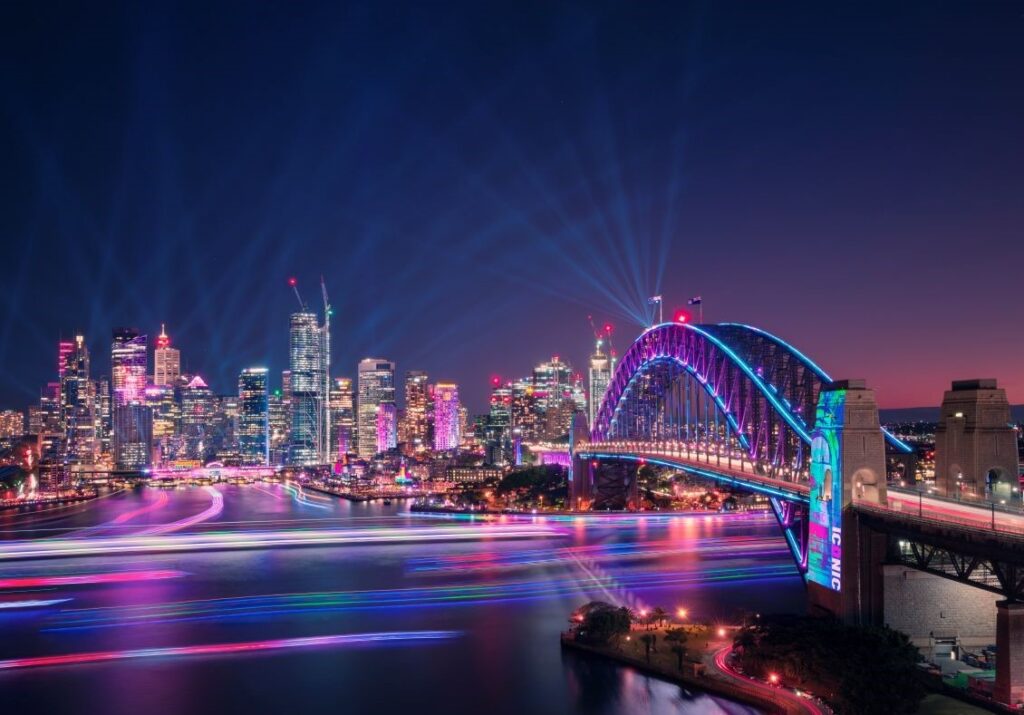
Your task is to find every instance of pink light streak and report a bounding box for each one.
[109,490,170,525]
[0,631,459,671]
[136,487,224,536]
[0,569,187,590]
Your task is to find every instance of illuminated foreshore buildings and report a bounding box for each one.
[2,292,634,493]
[153,324,180,386]
[288,311,325,466]
[433,383,460,451]
[357,358,395,458]
[238,368,269,466]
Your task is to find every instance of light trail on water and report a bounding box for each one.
[44,564,799,632]
[135,487,225,536]
[0,631,460,671]
[0,524,566,561]
[0,569,188,590]
[0,599,71,610]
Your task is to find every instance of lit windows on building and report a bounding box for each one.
[358,358,395,458]
[433,382,460,451]
[238,368,269,466]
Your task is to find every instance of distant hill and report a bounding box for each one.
[880,405,1024,424]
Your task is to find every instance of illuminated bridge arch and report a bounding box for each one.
[590,322,908,482]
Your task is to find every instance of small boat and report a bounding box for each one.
[382,498,393,505]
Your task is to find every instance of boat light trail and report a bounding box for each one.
[0,524,565,561]
[45,563,799,631]
[136,487,225,535]
[0,631,460,671]
[0,598,71,609]
[0,569,188,590]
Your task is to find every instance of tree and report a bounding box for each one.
[670,644,686,671]
[651,607,668,628]
[664,627,688,645]
[573,601,632,647]
[732,614,925,715]
[640,634,655,662]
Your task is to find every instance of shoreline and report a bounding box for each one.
[410,503,771,518]
[0,492,99,513]
[560,634,795,714]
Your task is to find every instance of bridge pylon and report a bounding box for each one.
[806,379,889,624]
[569,412,593,510]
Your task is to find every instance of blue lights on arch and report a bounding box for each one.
[718,323,913,454]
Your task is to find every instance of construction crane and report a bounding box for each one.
[288,277,306,311]
[320,276,332,465]
[587,315,617,360]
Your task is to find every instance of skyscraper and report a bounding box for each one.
[112,403,152,470]
[330,377,355,459]
[433,382,460,451]
[60,335,96,465]
[288,312,324,465]
[153,324,181,386]
[357,358,395,458]
[238,368,269,466]
[0,410,25,439]
[111,328,147,406]
[268,388,288,465]
[588,337,613,428]
[376,400,397,454]
[403,370,429,452]
[178,375,214,462]
[145,384,178,465]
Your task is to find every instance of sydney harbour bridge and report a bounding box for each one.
[570,320,1024,706]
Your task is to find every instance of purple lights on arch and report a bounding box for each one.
[589,323,826,476]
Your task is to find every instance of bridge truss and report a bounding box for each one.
[578,321,912,573]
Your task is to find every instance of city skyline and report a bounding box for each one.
[1,2,1022,412]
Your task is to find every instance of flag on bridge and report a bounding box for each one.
[687,296,702,305]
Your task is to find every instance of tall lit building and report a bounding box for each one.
[60,335,97,465]
[267,388,288,465]
[357,358,395,458]
[403,371,430,452]
[533,356,574,414]
[178,375,214,462]
[330,377,355,459]
[288,312,325,465]
[510,377,541,442]
[433,382,460,451]
[112,403,152,470]
[36,384,64,478]
[111,328,147,406]
[238,368,269,466]
[58,340,74,380]
[588,338,613,427]
[153,324,181,386]
[376,400,397,454]
[0,410,24,438]
[145,384,178,464]
[96,376,111,458]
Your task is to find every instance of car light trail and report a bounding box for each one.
[0,524,565,561]
[0,598,71,609]
[0,569,188,590]
[0,631,460,671]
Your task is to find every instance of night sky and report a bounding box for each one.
[1,1,1022,413]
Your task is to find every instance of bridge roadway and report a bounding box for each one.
[578,441,1024,538]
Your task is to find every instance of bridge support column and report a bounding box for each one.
[570,454,593,511]
[805,380,889,624]
[995,601,1024,707]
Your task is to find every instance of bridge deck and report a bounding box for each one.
[576,443,810,503]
